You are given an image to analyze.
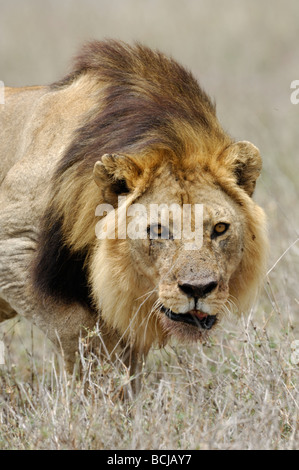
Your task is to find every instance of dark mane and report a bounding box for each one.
[34,40,225,309]
[33,211,92,308]
[53,40,220,178]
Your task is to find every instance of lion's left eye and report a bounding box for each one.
[147,224,170,239]
[212,223,230,238]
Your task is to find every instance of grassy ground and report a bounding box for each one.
[0,316,298,449]
[0,0,298,450]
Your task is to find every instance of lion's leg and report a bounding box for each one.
[25,297,98,372]
[0,249,97,372]
[85,329,146,398]
[0,206,99,371]
[0,298,18,323]
[6,289,98,373]
[121,347,146,398]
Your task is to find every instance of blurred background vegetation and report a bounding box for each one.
[0,0,298,449]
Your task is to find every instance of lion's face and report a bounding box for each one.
[91,143,267,352]
[127,164,245,341]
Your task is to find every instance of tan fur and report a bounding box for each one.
[0,74,102,369]
[0,41,268,380]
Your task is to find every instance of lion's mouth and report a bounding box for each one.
[161,306,217,330]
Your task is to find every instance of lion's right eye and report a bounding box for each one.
[212,223,230,238]
[147,224,170,239]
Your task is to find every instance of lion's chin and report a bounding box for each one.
[160,306,218,342]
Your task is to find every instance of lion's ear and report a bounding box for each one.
[93,154,142,203]
[228,141,262,197]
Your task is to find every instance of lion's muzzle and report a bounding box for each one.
[178,278,218,299]
[161,306,217,330]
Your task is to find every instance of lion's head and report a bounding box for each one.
[34,40,268,358]
[90,140,267,353]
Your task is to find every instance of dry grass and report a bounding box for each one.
[0,314,298,450]
[0,0,298,450]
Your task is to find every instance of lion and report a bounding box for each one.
[0,40,268,382]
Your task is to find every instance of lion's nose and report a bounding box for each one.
[178,279,218,299]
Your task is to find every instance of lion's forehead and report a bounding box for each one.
[139,178,240,224]
[202,200,238,223]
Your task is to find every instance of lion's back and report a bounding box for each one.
[0,87,47,185]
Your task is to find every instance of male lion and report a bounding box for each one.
[0,41,268,379]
